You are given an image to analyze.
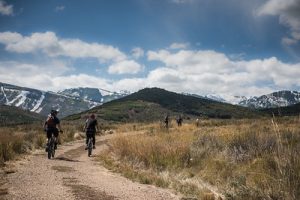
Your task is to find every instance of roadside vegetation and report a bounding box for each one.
[97,117,300,199]
[0,121,85,166]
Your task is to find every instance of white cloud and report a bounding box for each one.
[0,61,143,92]
[1,47,300,97]
[0,32,22,43]
[169,42,189,49]
[0,0,13,16]
[147,49,300,96]
[108,60,143,74]
[131,47,144,59]
[257,0,300,46]
[55,5,65,12]
[0,60,72,91]
[0,31,127,63]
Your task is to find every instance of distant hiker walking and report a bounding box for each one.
[164,114,169,129]
[176,115,183,127]
[44,109,63,151]
[196,118,200,127]
[84,114,99,150]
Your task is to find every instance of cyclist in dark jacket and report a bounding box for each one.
[84,114,98,150]
[43,110,63,151]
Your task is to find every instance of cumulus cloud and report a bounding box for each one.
[1,46,300,97]
[257,0,300,46]
[0,60,143,92]
[169,42,189,49]
[131,47,144,59]
[0,0,13,16]
[0,60,72,91]
[108,60,143,74]
[147,49,300,96]
[0,31,127,63]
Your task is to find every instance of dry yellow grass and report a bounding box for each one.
[99,117,300,199]
[0,121,85,164]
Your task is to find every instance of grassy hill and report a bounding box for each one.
[0,105,43,126]
[261,102,300,116]
[65,88,262,122]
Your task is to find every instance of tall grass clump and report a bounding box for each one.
[0,128,27,164]
[111,131,194,170]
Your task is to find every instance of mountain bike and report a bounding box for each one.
[87,135,93,157]
[47,134,56,159]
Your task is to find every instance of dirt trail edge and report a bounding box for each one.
[3,133,181,200]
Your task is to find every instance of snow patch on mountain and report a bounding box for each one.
[205,94,248,105]
[1,86,8,104]
[10,91,29,106]
[31,92,45,112]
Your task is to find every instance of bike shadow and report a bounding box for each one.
[55,156,80,162]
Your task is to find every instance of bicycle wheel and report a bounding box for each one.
[48,140,52,159]
[52,143,55,158]
[48,137,55,159]
[88,138,93,157]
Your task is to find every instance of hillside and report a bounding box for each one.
[0,105,43,126]
[113,88,261,118]
[261,102,300,116]
[65,100,178,122]
[65,88,262,122]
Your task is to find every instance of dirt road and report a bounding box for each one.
[2,134,181,200]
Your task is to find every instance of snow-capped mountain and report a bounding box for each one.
[0,82,129,117]
[58,87,129,104]
[205,94,248,105]
[205,91,300,108]
[239,91,300,109]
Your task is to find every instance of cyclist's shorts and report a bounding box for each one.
[86,131,95,136]
[46,128,59,138]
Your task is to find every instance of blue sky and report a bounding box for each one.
[0,0,299,96]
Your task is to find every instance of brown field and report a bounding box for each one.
[98,117,300,199]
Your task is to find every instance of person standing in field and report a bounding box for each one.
[176,115,183,127]
[164,114,169,129]
[196,118,200,127]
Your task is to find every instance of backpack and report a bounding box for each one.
[46,115,56,128]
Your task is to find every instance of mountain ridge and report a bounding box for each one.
[66,87,263,122]
[204,90,300,108]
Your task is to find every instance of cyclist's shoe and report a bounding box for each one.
[93,146,96,149]
[85,146,88,150]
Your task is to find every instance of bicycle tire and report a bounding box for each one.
[88,137,93,157]
[52,146,55,158]
[48,136,55,159]
[48,148,52,159]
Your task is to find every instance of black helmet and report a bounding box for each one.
[51,109,59,115]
